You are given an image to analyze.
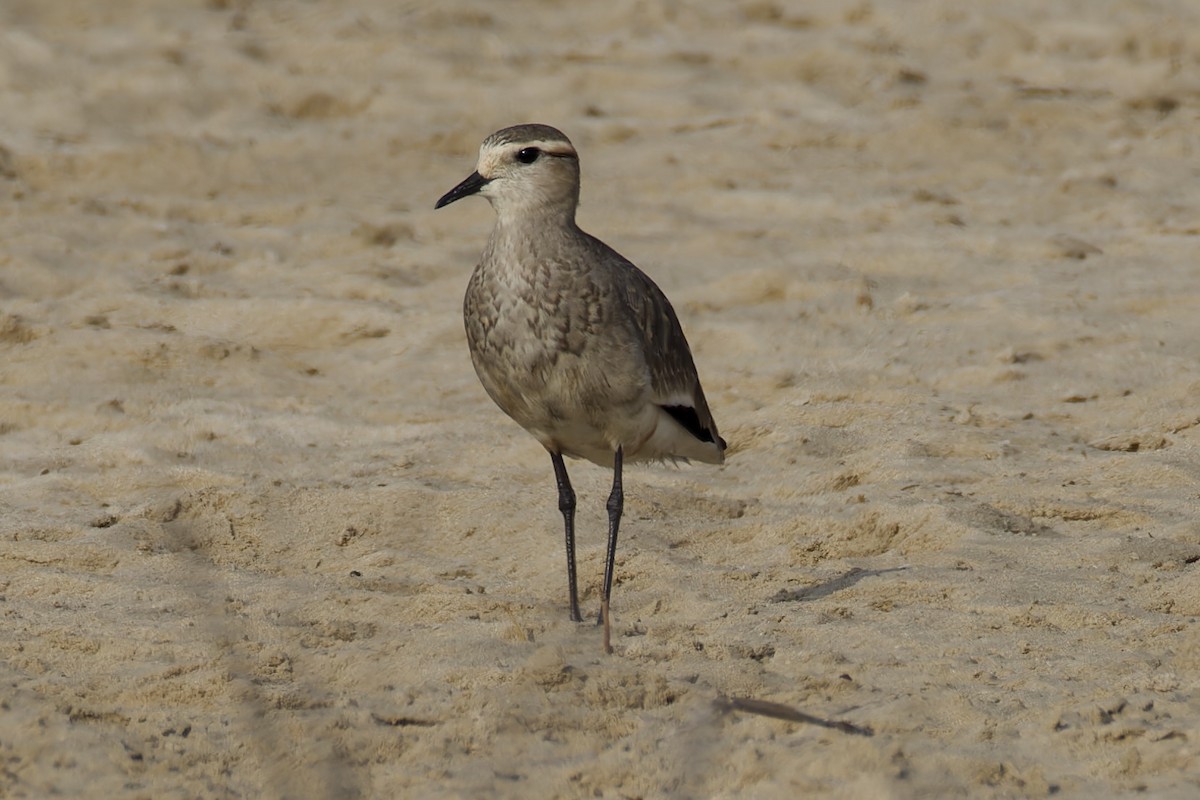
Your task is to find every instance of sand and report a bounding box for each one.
[1,1,1198,797]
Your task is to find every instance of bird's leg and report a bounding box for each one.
[598,447,624,651]
[550,451,582,622]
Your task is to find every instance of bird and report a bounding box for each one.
[434,123,725,651]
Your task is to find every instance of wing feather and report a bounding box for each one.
[613,256,725,453]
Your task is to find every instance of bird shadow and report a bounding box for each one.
[768,566,909,603]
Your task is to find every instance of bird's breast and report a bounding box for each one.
[463,263,651,433]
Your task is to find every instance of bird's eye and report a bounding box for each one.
[516,147,540,164]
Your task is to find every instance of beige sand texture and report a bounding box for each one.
[2,0,1199,797]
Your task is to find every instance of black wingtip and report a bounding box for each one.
[662,404,720,447]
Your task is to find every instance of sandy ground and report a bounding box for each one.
[2,1,1199,797]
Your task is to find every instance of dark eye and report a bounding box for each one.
[516,147,540,164]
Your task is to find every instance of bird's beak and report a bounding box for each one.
[435,171,491,209]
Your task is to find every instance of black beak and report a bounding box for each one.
[435,171,490,209]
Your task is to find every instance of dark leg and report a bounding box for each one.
[550,451,582,622]
[598,446,624,630]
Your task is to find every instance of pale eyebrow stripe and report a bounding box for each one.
[521,141,577,158]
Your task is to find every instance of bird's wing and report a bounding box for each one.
[615,259,724,450]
